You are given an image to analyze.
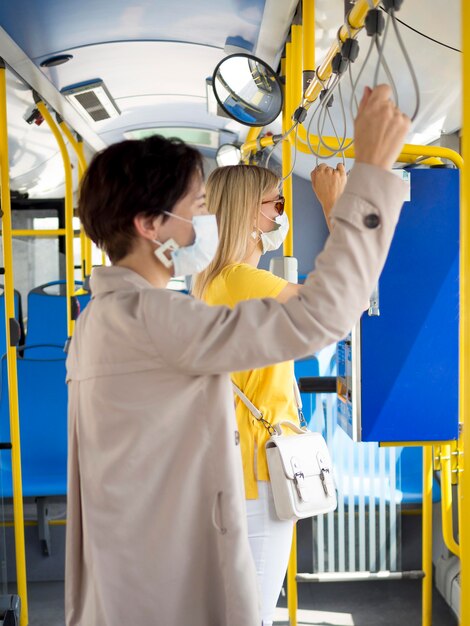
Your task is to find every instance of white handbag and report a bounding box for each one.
[233,381,337,521]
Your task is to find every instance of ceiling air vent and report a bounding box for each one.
[61,79,120,123]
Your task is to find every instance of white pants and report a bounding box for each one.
[246,481,294,626]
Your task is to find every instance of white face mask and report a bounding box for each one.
[154,212,219,276]
[257,211,290,254]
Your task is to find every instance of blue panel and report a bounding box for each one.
[0,0,266,59]
[0,351,68,497]
[25,281,90,358]
[294,356,319,428]
[361,169,459,442]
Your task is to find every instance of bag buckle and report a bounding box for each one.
[291,457,306,499]
[319,468,330,496]
[317,453,330,496]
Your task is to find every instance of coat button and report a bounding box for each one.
[363,213,380,229]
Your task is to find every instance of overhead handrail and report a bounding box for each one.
[0,57,29,626]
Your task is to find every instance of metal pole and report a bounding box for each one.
[287,524,298,626]
[0,58,29,626]
[422,445,433,626]
[35,98,75,339]
[459,0,470,622]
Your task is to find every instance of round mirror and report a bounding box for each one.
[215,144,242,167]
[212,53,283,127]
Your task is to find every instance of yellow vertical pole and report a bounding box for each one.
[422,445,433,626]
[77,140,93,273]
[440,444,460,557]
[35,98,75,338]
[291,24,303,120]
[460,0,470,623]
[303,0,315,77]
[282,42,294,257]
[58,121,92,279]
[0,58,29,626]
[287,524,298,626]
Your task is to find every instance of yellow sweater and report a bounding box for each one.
[203,263,300,499]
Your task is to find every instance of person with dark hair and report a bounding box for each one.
[66,85,410,626]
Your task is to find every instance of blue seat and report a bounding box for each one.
[0,346,67,497]
[25,281,90,358]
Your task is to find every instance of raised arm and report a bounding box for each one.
[146,85,410,374]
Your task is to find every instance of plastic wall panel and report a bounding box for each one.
[360,168,459,442]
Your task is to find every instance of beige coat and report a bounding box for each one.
[65,164,407,626]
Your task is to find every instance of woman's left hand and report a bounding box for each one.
[310,163,347,228]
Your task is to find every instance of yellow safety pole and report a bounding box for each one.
[422,445,433,626]
[283,32,297,625]
[0,58,29,626]
[303,0,315,82]
[242,135,462,170]
[302,0,380,107]
[287,524,298,626]
[291,23,303,141]
[460,0,470,623]
[57,120,93,280]
[440,444,460,557]
[35,97,75,338]
[296,0,381,146]
[75,138,93,272]
[282,43,294,257]
[7,229,67,237]
[241,127,264,165]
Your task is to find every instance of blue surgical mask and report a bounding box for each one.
[154,212,219,276]
[258,212,290,254]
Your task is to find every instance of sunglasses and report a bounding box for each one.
[261,195,285,216]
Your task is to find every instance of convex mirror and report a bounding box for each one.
[212,53,283,127]
[215,144,242,166]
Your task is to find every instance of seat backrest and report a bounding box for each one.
[0,347,68,498]
[0,287,24,353]
[25,281,90,358]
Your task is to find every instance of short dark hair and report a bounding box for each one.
[78,135,203,262]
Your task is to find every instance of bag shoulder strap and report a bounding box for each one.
[232,376,305,431]
[232,382,263,420]
[232,380,302,414]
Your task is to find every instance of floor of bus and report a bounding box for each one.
[25,578,457,625]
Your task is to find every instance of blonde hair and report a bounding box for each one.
[193,165,280,299]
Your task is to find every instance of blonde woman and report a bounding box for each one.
[193,162,347,626]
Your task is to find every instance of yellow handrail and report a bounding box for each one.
[7,229,67,237]
[440,444,460,557]
[282,47,294,257]
[460,0,470,623]
[57,119,93,278]
[287,524,298,626]
[0,58,29,626]
[302,0,315,78]
[36,98,75,338]
[302,0,381,107]
[422,446,433,626]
